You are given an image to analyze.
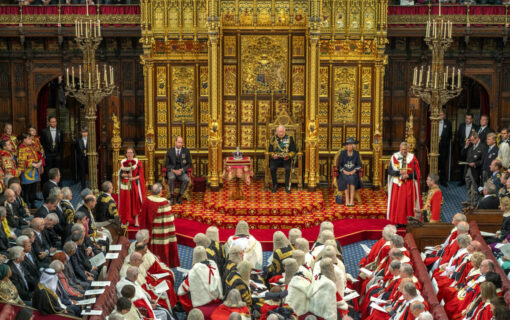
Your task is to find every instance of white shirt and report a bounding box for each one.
[465,123,472,139]
[439,120,444,137]
[82,137,87,149]
[50,127,57,141]
[175,148,182,157]
[478,125,487,134]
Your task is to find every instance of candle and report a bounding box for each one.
[443,71,446,88]
[66,68,69,86]
[79,65,82,87]
[75,20,78,38]
[98,19,101,37]
[451,67,455,88]
[94,22,97,38]
[445,66,449,87]
[426,20,430,38]
[97,70,100,89]
[85,21,88,38]
[110,66,114,85]
[88,72,91,89]
[433,21,436,38]
[458,69,461,88]
[419,66,423,87]
[426,66,430,87]
[104,65,107,86]
[72,67,75,87]
[413,67,416,86]
[434,72,437,89]
[449,21,452,38]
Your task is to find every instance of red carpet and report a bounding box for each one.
[170,180,388,229]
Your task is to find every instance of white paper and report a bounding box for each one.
[154,280,170,294]
[76,298,97,305]
[343,291,360,302]
[424,246,436,251]
[152,272,171,280]
[370,302,388,313]
[252,290,268,298]
[109,244,122,251]
[105,252,119,259]
[499,243,510,258]
[359,267,373,277]
[360,244,371,255]
[495,243,504,249]
[81,310,102,316]
[370,296,387,304]
[85,289,105,296]
[176,267,189,275]
[91,281,111,287]
[480,231,496,237]
[89,252,106,267]
[250,280,267,290]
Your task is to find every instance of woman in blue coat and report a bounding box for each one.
[337,137,363,206]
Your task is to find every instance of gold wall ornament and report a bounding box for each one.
[292,100,305,124]
[275,2,289,26]
[257,125,267,148]
[241,126,254,148]
[335,6,346,31]
[318,102,329,124]
[223,125,237,148]
[153,3,165,34]
[333,66,357,123]
[200,126,209,149]
[157,101,168,124]
[320,0,331,29]
[318,127,328,150]
[157,66,167,96]
[332,127,343,150]
[158,127,168,149]
[361,102,371,125]
[200,101,209,123]
[364,7,376,32]
[362,67,372,98]
[241,35,288,94]
[360,127,371,151]
[183,4,194,32]
[224,36,237,57]
[319,66,329,97]
[292,36,305,57]
[200,66,208,97]
[197,0,207,31]
[221,3,236,26]
[111,114,122,194]
[241,100,254,123]
[349,2,361,33]
[239,2,254,25]
[186,127,196,149]
[361,159,370,182]
[171,66,195,122]
[223,65,237,96]
[168,5,179,31]
[293,2,307,26]
[292,65,305,96]
[257,3,272,26]
[346,127,357,141]
[223,100,237,123]
[258,100,271,123]
[171,127,182,142]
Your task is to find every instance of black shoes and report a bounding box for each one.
[286,187,291,194]
[272,185,278,193]
[176,195,182,204]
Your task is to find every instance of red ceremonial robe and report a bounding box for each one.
[140,195,180,268]
[423,186,442,222]
[142,261,178,308]
[119,158,146,225]
[211,304,250,320]
[387,152,421,225]
[359,238,386,268]
[424,229,458,267]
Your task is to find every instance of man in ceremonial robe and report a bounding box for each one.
[32,268,67,315]
[95,181,119,227]
[2,123,17,153]
[263,231,294,283]
[387,142,421,226]
[415,173,443,223]
[225,221,263,270]
[225,260,253,311]
[206,226,226,273]
[60,187,75,224]
[0,140,18,177]
[140,182,180,268]
[359,225,396,270]
[423,213,466,267]
[193,233,225,277]
[268,125,297,193]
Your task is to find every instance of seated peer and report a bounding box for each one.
[0,264,24,305]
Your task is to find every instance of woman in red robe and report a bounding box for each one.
[119,147,146,226]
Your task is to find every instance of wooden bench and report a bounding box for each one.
[465,208,503,234]
[404,234,449,320]
[407,223,454,252]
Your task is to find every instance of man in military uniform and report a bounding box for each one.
[461,132,487,206]
[0,140,18,177]
[269,125,297,193]
[95,181,118,227]
[483,159,503,194]
[482,133,499,183]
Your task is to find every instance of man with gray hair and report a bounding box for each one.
[60,187,75,224]
[7,246,32,302]
[359,224,396,269]
[17,235,41,283]
[140,182,180,268]
[268,124,297,193]
[95,181,118,227]
[477,180,500,209]
[62,240,88,289]
[462,131,486,206]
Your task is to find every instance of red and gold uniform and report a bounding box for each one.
[1,134,17,153]
[422,186,443,223]
[17,142,41,184]
[0,149,18,178]
[118,158,146,225]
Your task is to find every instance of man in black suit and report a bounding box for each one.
[17,235,41,289]
[70,230,96,282]
[7,246,31,303]
[74,127,88,189]
[165,136,192,205]
[438,109,452,186]
[34,195,58,219]
[482,132,499,183]
[9,183,31,221]
[461,132,487,206]
[477,181,500,209]
[0,208,10,255]
[477,114,493,144]
[40,115,63,183]
[63,241,89,289]
[31,217,53,265]
[3,189,28,232]
[456,113,480,182]
[42,168,60,202]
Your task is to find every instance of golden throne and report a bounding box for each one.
[264,108,303,189]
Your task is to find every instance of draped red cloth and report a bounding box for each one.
[37,82,49,132]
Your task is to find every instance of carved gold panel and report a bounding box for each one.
[320,0,331,29]
[349,2,361,33]
[185,127,196,149]
[221,2,236,26]
[241,35,288,94]
[361,159,370,182]
[318,127,328,150]
[153,1,165,34]
[346,127,357,141]
[257,2,272,26]
[239,1,254,25]
[223,125,237,148]
[257,125,267,148]
[292,36,305,57]
[200,66,208,97]
[168,6,179,31]
[334,5,346,32]
[157,66,167,96]
[157,127,167,149]
[171,127,182,143]
[364,7,376,32]
[361,102,371,125]
[331,127,343,151]
[360,127,371,151]
[241,126,254,148]
[224,36,237,57]
[362,67,372,98]
[275,1,290,26]
[224,65,237,96]
[257,158,265,174]
[224,100,237,123]
[197,1,207,31]
[292,65,305,96]
[171,66,195,122]
[157,101,167,124]
[182,2,193,32]
[333,66,357,123]
[319,66,329,98]
[293,1,307,26]
[241,100,254,123]
[318,102,329,124]
[200,126,209,149]
[200,101,209,123]
[292,101,305,124]
[258,100,271,123]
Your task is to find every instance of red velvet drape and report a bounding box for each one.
[480,85,490,117]
[37,83,50,131]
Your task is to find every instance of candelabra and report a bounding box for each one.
[66,15,116,195]
[410,15,462,175]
